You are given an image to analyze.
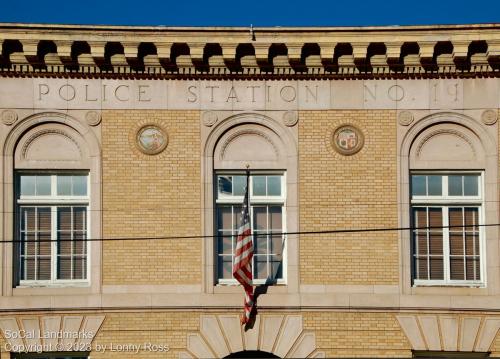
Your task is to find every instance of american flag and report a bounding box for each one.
[232,171,254,324]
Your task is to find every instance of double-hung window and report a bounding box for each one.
[16,173,89,286]
[216,173,286,285]
[411,173,484,286]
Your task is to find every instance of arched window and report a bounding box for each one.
[202,113,298,292]
[399,113,498,291]
[2,113,101,293]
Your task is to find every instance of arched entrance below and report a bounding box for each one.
[225,350,280,358]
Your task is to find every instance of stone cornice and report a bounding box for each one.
[0,23,499,78]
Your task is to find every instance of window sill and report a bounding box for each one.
[13,285,92,296]
[214,283,288,294]
[410,285,489,296]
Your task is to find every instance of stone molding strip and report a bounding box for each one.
[0,23,500,77]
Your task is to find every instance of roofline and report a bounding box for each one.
[1,22,500,33]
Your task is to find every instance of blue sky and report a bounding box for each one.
[1,0,499,27]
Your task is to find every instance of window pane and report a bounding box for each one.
[254,232,266,255]
[270,257,283,279]
[253,206,267,231]
[427,175,442,196]
[218,231,233,255]
[73,175,88,196]
[448,175,463,196]
[463,175,478,196]
[416,256,428,280]
[20,176,36,196]
[36,176,51,195]
[218,176,232,196]
[233,176,246,196]
[270,234,283,255]
[429,233,443,255]
[411,175,426,196]
[253,176,266,196]
[73,207,87,231]
[38,258,51,280]
[269,206,282,231]
[58,257,72,280]
[217,206,232,230]
[233,205,242,230]
[429,257,444,280]
[267,176,281,196]
[255,255,267,279]
[218,256,232,279]
[450,258,465,280]
[57,176,72,195]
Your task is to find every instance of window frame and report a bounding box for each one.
[15,172,91,287]
[410,171,486,287]
[215,171,287,286]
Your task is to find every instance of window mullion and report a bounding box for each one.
[426,208,430,280]
[462,207,466,281]
[51,206,57,283]
[443,207,450,283]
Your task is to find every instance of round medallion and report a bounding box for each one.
[136,125,168,155]
[332,125,364,155]
[85,111,101,126]
[283,111,299,127]
[1,109,18,125]
[481,109,497,125]
[398,111,414,126]
[202,111,218,127]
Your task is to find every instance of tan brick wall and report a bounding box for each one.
[304,311,411,358]
[298,110,399,285]
[102,110,201,285]
[91,311,199,358]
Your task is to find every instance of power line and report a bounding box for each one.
[7,223,496,243]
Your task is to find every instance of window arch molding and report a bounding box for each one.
[1,111,102,296]
[202,112,299,295]
[398,111,498,294]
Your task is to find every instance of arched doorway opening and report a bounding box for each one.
[225,350,280,358]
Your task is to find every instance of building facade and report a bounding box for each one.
[0,23,499,358]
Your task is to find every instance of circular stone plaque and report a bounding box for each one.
[85,111,101,126]
[398,111,414,126]
[481,109,497,125]
[283,111,299,127]
[136,125,168,155]
[332,125,364,155]
[1,109,18,125]
[202,111,218,127]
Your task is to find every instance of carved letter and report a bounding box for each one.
[266,85,271,103]
[364,84,377,102]
[115,85,130,102]
[247,85,260,103]
[280,86,296,102]
[187,85,198,103]
[305,85,318,103]
[102,84,107,102]
[138,85,151,102]
[387,85,405,102]
[432,83,438,103]
[206,85,219,103]
[447,83,459,102]
[226,86,240,102]
[38,84,49,100]
[85,84,97,102]
[58,84,76,101]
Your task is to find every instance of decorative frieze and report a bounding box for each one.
[1,23,500,77]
